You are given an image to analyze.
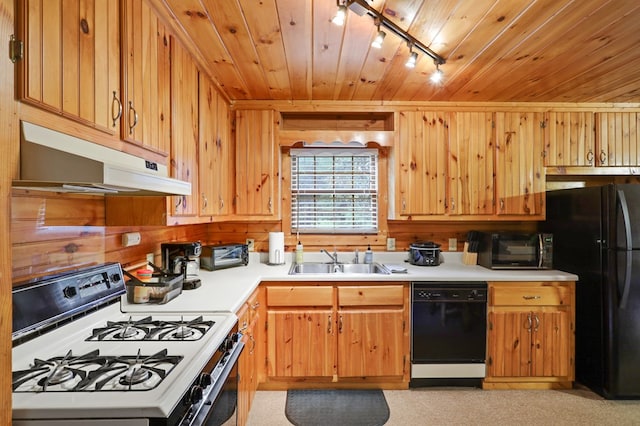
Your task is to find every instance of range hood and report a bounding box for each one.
[13,122,191,196]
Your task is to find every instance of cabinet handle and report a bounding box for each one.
[522,295,541,300]
[251,301,260,310]
[338,315,343,334]
[174,196,183,213]
[240,320,248,332]
[268,197,272,213]
[600,150,607,165]
[525,312,533,332]
[202,194,208,212]
[249,333,256,354]
[327,314,332,334]
[111,91,122,127]
[402,198,406,212]
[586,150,594,165]
[533,314,540,332]
[219,196,224,211]
[499,199,505,211]
[451,197,455,212]
[128,101,139,135]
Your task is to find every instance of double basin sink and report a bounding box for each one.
[288,262,391,275]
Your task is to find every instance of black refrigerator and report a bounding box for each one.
[545,184,640,399]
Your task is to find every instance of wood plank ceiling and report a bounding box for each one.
[147,0,640,103]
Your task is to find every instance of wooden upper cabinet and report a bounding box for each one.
[234,109,280,219]
[448,112,495,216]
[170,37,199,217]
[19,0,120,135]
[396,111,448,218]
[120,0,170,156]
[199,74,233,218]
[596,112,640,167]
[495,112,546,217]
[545,112,595,167]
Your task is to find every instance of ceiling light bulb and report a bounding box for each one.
[406,51,418,68]
[332,5,347,26]
[371,30,386,49]
[430,68,443,83]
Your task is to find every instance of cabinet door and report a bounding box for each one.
[169,37,199,217]
[448,112,495,215]
[596,112,640,166]
[20,0,120,135]
[337,309,404,377]
[199,75,232,218]
[487,311,531,377]
[530,310,573,378]
[396,111,448,217]
[545,112,595,167]
[495,112,545,217]
[235,109,279,218]
[267,310,335,378]
[120,0,170,156]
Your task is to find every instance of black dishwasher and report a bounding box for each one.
[410,281,487,387]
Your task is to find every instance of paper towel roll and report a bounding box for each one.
[269,232,285,264]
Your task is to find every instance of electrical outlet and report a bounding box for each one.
[146,253,154,264]
[246,238,255,251]
[449,238,457,251]
[386,237,396,251]
[122,232,141,247]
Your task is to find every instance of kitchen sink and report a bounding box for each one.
[288,262,391,275]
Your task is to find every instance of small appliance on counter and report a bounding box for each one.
[161,241,202,289]
[200,243,249,271]
[122,268,183,304]
[476,232,553,270]
[409,241,441,266]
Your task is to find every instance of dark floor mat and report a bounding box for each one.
[285,389,390,426]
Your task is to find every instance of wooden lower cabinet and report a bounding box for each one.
[263,282,409,388]
[237,288,262,426]
[483,281,575,390]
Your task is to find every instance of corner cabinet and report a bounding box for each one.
[18,0,120,136]
[263,282,409,388]
[233,109,280,219]
[484,281,575,390]
[237,288,263,426]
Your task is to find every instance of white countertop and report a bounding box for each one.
[120,251,578,315]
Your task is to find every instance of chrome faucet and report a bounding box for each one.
[354,248,359,264]
[321,249,339,264]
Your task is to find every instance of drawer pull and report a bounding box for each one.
[522,295,541,300]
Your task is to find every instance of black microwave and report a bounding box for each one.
[477,232,553,270]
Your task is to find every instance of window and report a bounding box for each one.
[290,148,378,234]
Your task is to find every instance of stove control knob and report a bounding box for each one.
[110,273,122,283]
[188,385,204,404]
[63,286,77,298]
[198,373,212,388]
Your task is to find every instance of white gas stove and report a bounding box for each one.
[11,263,242,426]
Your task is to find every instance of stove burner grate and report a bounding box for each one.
[86,315,214,341]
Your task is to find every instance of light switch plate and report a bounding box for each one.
[448,238,457,251]
[386,237,396,251]
[146,253,154,264]
[246,239,255,251]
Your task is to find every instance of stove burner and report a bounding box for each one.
[86,316,214,341]
[119,366,152,386]
[12,350,106,392]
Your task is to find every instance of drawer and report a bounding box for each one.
[266,286,334,307]
[338,285,404,306]
[490,283,573,306]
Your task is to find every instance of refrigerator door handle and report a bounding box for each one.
[620,250,632,309]
[617,189,633,250]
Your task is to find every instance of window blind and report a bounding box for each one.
[290,148,378,234]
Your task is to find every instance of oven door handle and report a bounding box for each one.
[185,339,245,426]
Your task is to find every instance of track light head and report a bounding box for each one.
[430,65,443,83]
[371,30,386,49]
[332,5,347,26]
[406,51,418,68]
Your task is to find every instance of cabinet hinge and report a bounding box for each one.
[9,34,23,63]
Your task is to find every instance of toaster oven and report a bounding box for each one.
[200,243,249,271]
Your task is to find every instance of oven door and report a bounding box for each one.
[187,338,244,426]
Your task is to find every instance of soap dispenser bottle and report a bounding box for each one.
[364,245,373,264]
[296,241,304,264]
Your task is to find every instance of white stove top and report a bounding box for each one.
[12,302,237,421]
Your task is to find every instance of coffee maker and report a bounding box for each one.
[161,241,202,290]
